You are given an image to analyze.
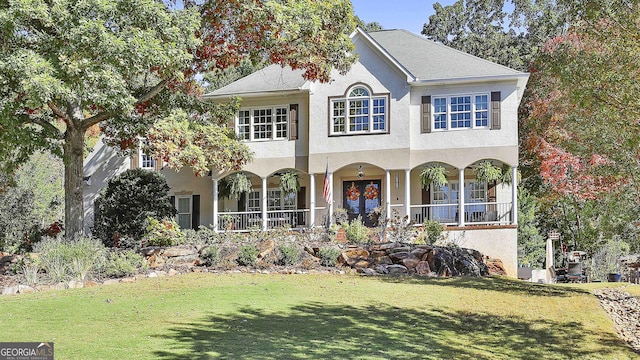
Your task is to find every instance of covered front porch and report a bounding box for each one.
[211,160,518,232]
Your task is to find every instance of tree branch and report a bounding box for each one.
[82,79,169,130]
[27,116,63,139]
[47,101,68,121]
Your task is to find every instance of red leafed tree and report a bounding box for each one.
[521,1,640,201]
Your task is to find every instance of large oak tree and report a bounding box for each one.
[0,0,357,239]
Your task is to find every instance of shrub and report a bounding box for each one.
[422,220,445,244]
[278,243,299,266]
[344,216,371,244]
[92,169,176,248]
[21,256,39,286]
[142,217,184,247]
[318,247,341,267]
[385,210,416,243]
[183,226,219,246]
[236,244,259,266]
[334,208,349,225]
[201,245,221,267]
[103,250,146,278]
[590,238,630,281]
[34,235,105,284]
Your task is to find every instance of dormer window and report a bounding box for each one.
[329,84,389,136]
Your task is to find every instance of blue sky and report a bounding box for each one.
[350,0,456,35]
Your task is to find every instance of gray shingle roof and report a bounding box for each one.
[367,29,523,80]
[205,65,308,98]
[205,29,525,97]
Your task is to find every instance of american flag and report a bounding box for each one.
[323,164,331,204]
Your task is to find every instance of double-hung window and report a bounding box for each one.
[432,94,489,130]
[139,139,155,169]
[330,85,389,135]
[236,106,288,141]
[247,189,297,211]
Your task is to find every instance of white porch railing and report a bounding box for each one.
[463,202,512,225]
[266,209,310,230]
[218,202,513,232]
[217,210,310,231]
[410,204,459,226]
[218,211,262,232]
[410,202,513,226]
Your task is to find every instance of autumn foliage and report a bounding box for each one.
[521,6,640,201]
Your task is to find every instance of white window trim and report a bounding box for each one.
[430,181,487,204]
[329,85,389,136]
[138,139,155,170]
[175,195,192,229]
[431,93,490,131]
[236,105,289,142]
[247,188,297,211]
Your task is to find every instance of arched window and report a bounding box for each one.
[330,85,389,135]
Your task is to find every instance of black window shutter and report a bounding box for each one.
[421,96,431,133]
[170,196,175,211]
[491,91,501,130]
[192,195,200,229]
[289,104,298,140]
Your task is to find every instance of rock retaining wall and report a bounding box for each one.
[330,243,493,277]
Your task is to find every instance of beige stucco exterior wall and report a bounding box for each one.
[444,228,518,277]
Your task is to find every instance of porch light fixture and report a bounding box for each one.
[357,165,365,179]
[395,174,399,189]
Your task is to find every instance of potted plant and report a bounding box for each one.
[420,164,447,189]
[474,160,502,183]
[279,170,300,194]
[217,178,232,199]
[229,172,252,199]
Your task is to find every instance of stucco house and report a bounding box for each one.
[83,28,528,276]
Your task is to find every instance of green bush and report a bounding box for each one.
[183,226,219,246]
[104,250,146,278]
[142,217,184,247]
[92,169,176,248]
[201,245,221,267]
[34,235,105,284]
[422,220,445,244]
[344,216,371,244]
[278,243,299,266]
[236,244,259,266]
[319,247,341,267]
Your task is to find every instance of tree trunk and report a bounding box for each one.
[63,111,86,240]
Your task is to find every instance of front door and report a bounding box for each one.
[343,180,381,227]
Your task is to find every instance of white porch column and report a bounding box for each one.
[212,178,219,231]
[309,173,316,227]
[405,169,411,223]
[458,168,465,227]
[262,176,268,230]
[328,172,334,227]
[385,170,391,219]
[512,166,518,225]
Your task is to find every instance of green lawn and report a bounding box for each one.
[0,274,636,359]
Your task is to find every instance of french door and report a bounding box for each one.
[343,180,381,227]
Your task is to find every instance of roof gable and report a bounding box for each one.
[364,29,524,81]
[205,65,309,98]
[205,28,527,98]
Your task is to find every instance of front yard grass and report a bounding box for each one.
[0,274,636,359]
